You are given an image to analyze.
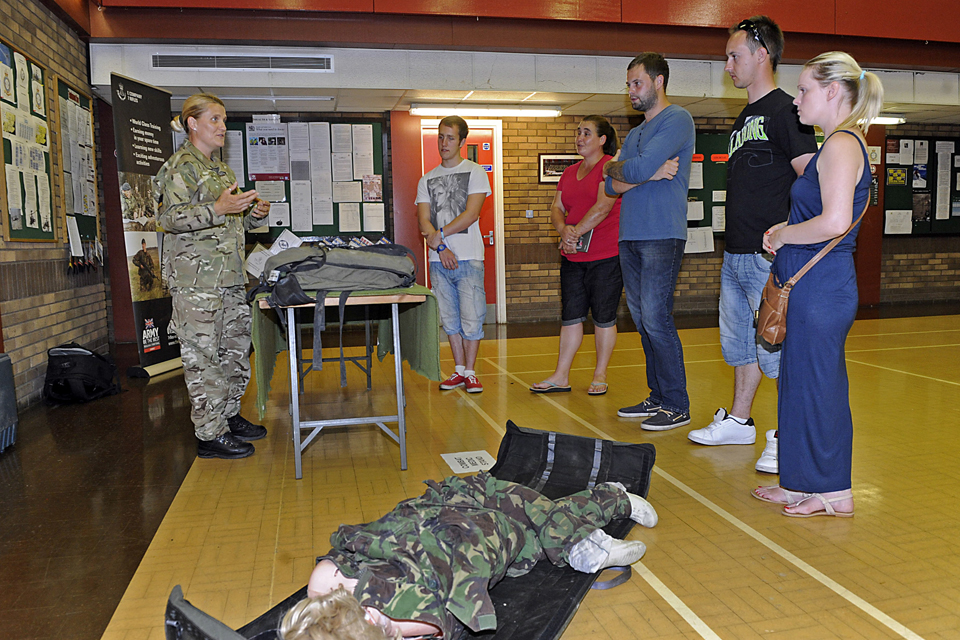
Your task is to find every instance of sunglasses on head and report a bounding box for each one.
[736,19,768,52]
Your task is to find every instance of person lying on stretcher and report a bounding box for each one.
[279,471,658,640]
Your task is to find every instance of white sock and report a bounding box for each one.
[730,414,749,424]
[455,365,465,376]
[464,369,475,377]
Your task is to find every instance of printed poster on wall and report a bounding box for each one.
[110,73,180,373]
[245,121,289,180]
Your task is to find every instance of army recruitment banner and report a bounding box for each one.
[110,73,180,375]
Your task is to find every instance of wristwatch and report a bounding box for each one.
[437,243,448,252]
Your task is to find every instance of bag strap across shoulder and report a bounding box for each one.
[781,129,871,289]
[782,199,869,290]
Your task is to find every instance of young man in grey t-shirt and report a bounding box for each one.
[417,116,492,393]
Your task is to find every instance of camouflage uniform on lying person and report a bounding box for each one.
[281,472,659,640]
[154,93,270,459]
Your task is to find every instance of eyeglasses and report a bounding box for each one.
[736,19,768,52]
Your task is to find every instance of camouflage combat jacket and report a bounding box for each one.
[154,140,266,288]
[323,473,549,638]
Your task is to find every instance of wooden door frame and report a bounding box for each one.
[420,119,506,323]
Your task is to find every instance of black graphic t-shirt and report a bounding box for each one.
[726,88,818,253]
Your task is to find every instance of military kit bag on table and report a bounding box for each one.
[42,343,122,404]
[250,244,418,382]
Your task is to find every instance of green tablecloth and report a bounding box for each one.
[251,284,441,420]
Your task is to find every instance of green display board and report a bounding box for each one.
[216,116,389,242]
[56,78,99,241]
[883,136,960,236]
[687,133,729,232]
[1,38,55,241]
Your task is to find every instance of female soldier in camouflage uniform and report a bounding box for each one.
[280,472,658,639]
[154,94,270,459]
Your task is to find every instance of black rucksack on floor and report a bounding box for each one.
[42,343,122,404]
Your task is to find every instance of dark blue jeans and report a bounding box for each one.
[619,239,689,413]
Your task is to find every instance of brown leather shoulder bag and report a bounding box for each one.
[756,204,868,345]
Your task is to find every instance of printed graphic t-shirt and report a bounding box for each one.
[416,159,492,262]
[725,88,818,253]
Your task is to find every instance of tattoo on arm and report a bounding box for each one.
[604,160,628,182]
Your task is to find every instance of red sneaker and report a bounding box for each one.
[464,374,483,393]
[439,373,466,390]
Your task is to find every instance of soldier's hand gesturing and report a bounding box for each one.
[214,182,259,216]
[251,198,271,219]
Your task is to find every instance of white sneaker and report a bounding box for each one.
[568,529,647,573]
[627,493,658,528]
[755,429,778,473]
[687,408,756,445]
[605,482,658,527]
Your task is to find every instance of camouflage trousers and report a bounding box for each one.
[443,473,632,567]
[171,285,252,440]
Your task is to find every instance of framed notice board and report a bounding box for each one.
[883,136,960,236]
[686,133,729,232]
[199,115,390,242]
[0,38,55,241]
[54,77,99,241]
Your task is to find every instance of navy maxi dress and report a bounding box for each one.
[772,130,870,494]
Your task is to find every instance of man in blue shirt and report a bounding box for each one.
[604,52,695,431]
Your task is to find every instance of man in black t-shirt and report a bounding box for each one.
[687,16,817,474]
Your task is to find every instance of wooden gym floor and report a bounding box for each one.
[3,312,959,640]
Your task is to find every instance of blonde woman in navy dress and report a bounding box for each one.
[753,52,882,517]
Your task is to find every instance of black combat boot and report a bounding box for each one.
[197,433,254,459]
[227,414,268,441]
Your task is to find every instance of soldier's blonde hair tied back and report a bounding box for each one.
[170,93,225,134]
[280,587,400,640]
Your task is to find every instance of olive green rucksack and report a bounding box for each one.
[250,244,417,384]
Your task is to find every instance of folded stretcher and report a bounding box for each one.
[165,421,657,640]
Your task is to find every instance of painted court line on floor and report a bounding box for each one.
[269,426,293,607]
[454,386,507,437]
[632,561,723,640]
[846,342,960,354]
[484,358,926,640]
[846,358,960,386]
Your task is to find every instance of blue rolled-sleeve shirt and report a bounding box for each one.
[607,104,695,242]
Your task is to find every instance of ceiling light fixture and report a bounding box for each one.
[871,114,906,125]
[409,104,561,118]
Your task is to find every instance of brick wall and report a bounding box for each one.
[880,123,960,304]
[0,0,105,407]
[501,114,734,323]
[880,236,960,302]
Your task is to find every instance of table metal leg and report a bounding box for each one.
[287,306,304,479]
[392,303,407,470]
[364,307,372,390]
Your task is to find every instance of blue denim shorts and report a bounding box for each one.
[430,260,486,341]
[719,252,780,378]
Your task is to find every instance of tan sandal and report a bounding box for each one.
[782,491,854,518]
[752,485,811,505]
